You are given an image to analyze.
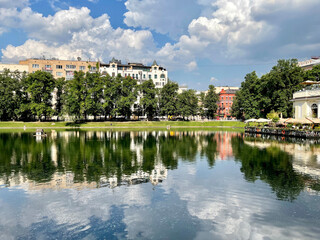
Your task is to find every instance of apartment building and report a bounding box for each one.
[19,58,98,80]
[100,58,168,88]
[0,63,28,74]
[216,87,239,119]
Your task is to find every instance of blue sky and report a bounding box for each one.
[0,0,320,90]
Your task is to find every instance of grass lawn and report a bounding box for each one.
[0,121,245,129]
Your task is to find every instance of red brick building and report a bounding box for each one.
[216,88,239,119]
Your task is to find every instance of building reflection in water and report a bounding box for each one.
[0,130,319,200]
[243,134,320,196]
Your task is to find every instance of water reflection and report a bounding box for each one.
[0,131,320,239]
[241,135,320,198]
[0,131,223,190]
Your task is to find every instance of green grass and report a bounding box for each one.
[0,121,245,129]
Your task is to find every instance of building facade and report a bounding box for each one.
[298,56,320,70]
[19,59,98,80]
[100,58,168,88]
[216,87,239,119]
[0,64,28,74]
[292,83,320,119]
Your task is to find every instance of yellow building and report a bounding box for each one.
[0,63,29,74]
[19,58,98,80]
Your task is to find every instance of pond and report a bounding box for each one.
[0,131,319,239]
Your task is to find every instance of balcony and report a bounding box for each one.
[293,86,320,100]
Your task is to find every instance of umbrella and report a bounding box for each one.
[256,118,272,123]
[244,119,257,123]
[301,80,318,85]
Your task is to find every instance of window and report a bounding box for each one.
[45,65,51,69]
[79,66,85,71]
[148,74,151,79]
[154,74,157,79]
[66,71,74,80]
[56,65,63,69]
[143,74,146,79]
[91,67,97,71]
[154,67,157,70]
[56,72,63,77]
[112,72,115,77]
[32,64,39,68]
[112,64,115,68]
[160,74,165,78]
[66,65,76,69]
[125,73,127,77]
[136,74,138,79]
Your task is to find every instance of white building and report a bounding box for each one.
[293,82,320,119]
[298,56,320,70]
[100,58,168,88]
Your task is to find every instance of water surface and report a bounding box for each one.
[0,131,319,239]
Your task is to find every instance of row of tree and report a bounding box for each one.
[0,70,219,121]
[231,59,320,119]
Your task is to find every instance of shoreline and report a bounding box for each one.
[0,121,245,131]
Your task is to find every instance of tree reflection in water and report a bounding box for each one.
[0,131,319,201]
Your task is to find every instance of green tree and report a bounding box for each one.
[64,71,86,120]
[102,74,114,119]
[85,72,104,120]
[232,59,304,119]
[0,70,20,120]
[304,64,320,81]
[177,89,198,119]
[204,85,219,119]
[26,71,55,121]
[140,79,157,120]
[159,81,179,117]
[231,72,261,119]
[117,76,138,119]
[54,78,65,121]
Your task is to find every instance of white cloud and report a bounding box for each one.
[1,0,320,71]
[124,0,201,38]
[210,77,218,82]
[187,61,197,71]
[0,0,28,8]
[1,6,157,64]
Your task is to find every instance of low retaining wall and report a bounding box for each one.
[245,127,320,138]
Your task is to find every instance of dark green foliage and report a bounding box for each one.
[140,80,157,120]
[54,78,66,120]
[204,85,219,119]
[26,71,55,120]
[232,59,304,119]
[177,89,198,119]
[0,70,21,120]
[304,64,320,81]
[159,81,179,116]
[116,76,138,119]
[64,71,86,120]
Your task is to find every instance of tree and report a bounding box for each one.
[64,71,86,120]
[54,78,65,121]
[0,70,19,120]
[117,76,138,119]
[159,81,179,117]
[102,74,114,119]
[140,80,157,120]
[85,72,104,120]
[204,85,219,119]
[26,71,55,121]
[198,92,206,118]
[177,89,198,119]
[231,72,261,119]
[304,64,320,82]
